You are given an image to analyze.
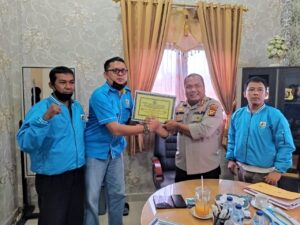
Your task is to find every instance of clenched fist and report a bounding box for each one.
[43,104,62,121]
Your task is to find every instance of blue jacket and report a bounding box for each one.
[85,82,133,159]
[17,95,86,175]
[226,104,295,173]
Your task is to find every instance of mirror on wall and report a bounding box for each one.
[21,66,75,177]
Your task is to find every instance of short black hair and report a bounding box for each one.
[244,76,267,91]
[49,66,74,85]
[104,57,125,71]
[184,73,205,86]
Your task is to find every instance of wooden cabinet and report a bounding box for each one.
[242,67,300,174]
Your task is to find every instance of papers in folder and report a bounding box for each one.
[244,182,300,210]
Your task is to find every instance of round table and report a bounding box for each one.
[140,179,300,225]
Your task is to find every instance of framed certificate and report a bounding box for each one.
[132,91,176,123]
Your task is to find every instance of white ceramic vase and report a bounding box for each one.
[269,56,283,67]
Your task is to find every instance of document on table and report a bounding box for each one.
[247,182,300,200]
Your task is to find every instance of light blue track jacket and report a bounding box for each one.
[85,82,133,160]
[17,95,86,175]
[226,104,295,173]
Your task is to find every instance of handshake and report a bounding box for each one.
[142,117,179,137]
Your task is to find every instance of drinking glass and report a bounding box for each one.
[195,186,211,217]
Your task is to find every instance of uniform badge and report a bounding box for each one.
[125,99,130,107]
[259,121,266,128]
[207,104,218,116]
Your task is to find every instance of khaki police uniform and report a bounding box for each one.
[175,96,223,175]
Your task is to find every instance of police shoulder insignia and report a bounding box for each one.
[177,107,185,113]
[207,104,218,116]
[176,102,186,114]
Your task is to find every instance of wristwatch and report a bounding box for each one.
[143,123,150,135]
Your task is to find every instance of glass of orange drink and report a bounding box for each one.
[195,186,211,217]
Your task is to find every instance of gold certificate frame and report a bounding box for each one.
[132,91,176,123]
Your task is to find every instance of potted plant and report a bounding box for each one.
[266,35,288,66]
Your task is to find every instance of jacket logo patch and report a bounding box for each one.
[259,121,266,128]
[81,114,88,122]
[125,99,130,107]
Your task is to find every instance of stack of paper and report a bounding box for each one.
[244,182,300,210]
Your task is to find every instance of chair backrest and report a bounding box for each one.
[154,134,177,171]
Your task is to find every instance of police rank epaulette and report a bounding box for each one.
[207,104,218,116]
[175,102,187,122]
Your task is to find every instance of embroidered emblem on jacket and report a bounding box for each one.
[259,121,266,128]
[125,99,130,107]
[81,114,88,121]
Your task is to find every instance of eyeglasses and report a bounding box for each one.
[106,68,128,75]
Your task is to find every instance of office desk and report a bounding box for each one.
[141,179,300,225]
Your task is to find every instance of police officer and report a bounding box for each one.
[156,73,223,182]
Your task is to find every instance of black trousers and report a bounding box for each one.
[175,166,221,183]
[35,167,84,225]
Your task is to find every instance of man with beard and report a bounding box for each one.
[84,57,159,225]
[17,66,85,225]
[226,76,295,185]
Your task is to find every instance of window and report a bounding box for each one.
[152,49,219,104]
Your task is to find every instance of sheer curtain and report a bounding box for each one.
[197,2,245,144]
[187,49,219,101]
[152,49,187,104]
[152,48,219,104]
[120,0,172,154]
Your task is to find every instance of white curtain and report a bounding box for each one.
[152,48,219,104]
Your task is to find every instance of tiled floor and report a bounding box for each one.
[24,201,146,225]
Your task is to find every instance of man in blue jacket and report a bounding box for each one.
[226,76,295,185]
[84,57,159,225]
[17,66,86,225]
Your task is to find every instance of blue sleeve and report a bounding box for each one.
[17,104,51,153]
[272,111,295,173]
[226,111,237,160]
[90,91,117,125]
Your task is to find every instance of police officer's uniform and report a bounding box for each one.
[175,96,223,175]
